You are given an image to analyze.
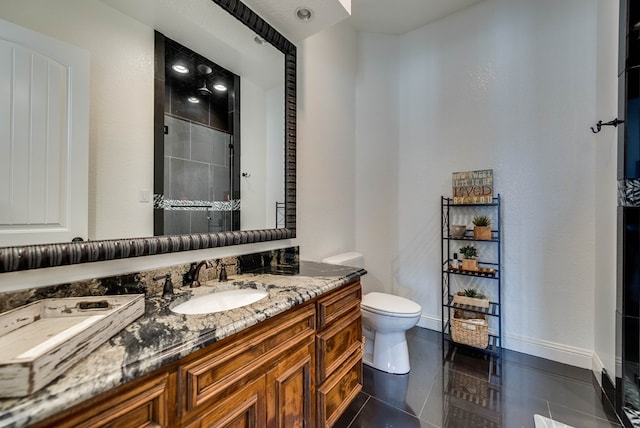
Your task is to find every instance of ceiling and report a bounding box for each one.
[243,0,484,41]
[348,0,484,35]
[242,0,350,42]
[101,0,284,89]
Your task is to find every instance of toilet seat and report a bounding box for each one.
[361,292,422,318]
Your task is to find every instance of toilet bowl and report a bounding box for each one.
[321,252,422,375]
[361,292,421,374]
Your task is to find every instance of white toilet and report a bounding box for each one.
[321,252,422,375]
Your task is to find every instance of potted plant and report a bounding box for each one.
[459,245,478,271]
[472,215,492,240]
[454,288,489,308]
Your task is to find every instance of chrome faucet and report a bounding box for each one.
[184,260,213,288]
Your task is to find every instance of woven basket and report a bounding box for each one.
[451,310,488,349]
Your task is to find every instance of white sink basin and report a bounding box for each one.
[171,289,269,315]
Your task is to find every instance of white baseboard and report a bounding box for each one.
[417,314,441,331]
[592,353,605,387]
[416,314,594,369]
[505,333,593,369]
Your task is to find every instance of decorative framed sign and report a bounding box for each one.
[452,169,494,204]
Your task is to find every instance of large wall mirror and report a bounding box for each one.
[0,0,296,272]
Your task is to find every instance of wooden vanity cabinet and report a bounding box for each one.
[179,304,316,427]
[30,280,362,428]
[316,281,363,428]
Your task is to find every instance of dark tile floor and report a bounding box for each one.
[335,327,622,428]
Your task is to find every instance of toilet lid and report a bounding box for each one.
[361,292,422,317]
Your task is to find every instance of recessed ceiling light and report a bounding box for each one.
[172,64,189,74]
[213,83,227,92]
[188,96,200,103]
[295,7,313,22]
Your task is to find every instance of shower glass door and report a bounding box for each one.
[161,115,236,235]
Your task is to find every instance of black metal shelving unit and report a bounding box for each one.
[441,195,502,359]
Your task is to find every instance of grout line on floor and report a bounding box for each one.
[504,358,594,385]
[369,395,432,424]
[548,402,623,427]
[346,393,370,428]
[417,373,436,421]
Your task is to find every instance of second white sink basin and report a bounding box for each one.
[171,289,269,315]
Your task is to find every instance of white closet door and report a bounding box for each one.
[0,18,89,246]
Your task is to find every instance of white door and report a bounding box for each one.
[0,18,89,246]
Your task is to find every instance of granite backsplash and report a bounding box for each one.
[0,246,299,313]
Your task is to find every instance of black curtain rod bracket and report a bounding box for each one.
[591,118,624,134]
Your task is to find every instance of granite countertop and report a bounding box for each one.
[0,261,366,428]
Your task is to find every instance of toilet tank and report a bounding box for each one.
[322,252,364,268]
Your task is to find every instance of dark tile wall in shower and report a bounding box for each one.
[163,115,233,235]
[164,116,231,200]
[622,67,640,179]
[617,1,640,426]
[163,37,233,133]
[154,33,241,235]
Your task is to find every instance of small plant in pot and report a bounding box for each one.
[472,215,492,240]
[454,288,489,308]
[459,245,478,271]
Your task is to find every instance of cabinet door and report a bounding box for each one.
[186,376,267,428]
[317,349,362,428]
[266,341,315,428]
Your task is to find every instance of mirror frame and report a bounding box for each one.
[0,0,296,273]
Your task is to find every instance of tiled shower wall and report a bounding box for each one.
[163,115,233,234]
[618,1,640,425]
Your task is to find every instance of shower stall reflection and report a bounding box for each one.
[160,116,238,235]
[155,33,240,236]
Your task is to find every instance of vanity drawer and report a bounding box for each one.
[316,280,361,330]
[179,305,315,414]
[316,348,363,428]
[32,372,173,428]
[316,307,362,383]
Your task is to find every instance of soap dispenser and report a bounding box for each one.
[153,274,174,298]
[218,263,228,282]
